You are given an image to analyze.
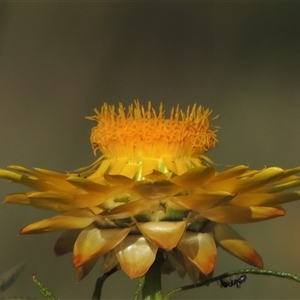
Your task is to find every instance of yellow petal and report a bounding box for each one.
[174,160,189,175]
[8,165,38,176]
[213,223,263,268]
[250,206,285,219]
[100,251,119,275]
[204,167,285,194]
[162,155,177,174]
[105,158,127,175]
[66,176,114,194]
[136,221,186,251]
[172,191,233,211]
[237,167,285,193]
[177,231,216,275]
[165,248,186,276]
[182,254,213,284]
[144,170,169,181]
[254,179,300,194]
[141,158,160,176]
[34,167,68,178]
[104,174,135,187]
[182,254,200,284]
[76,257,99,282]
[121,164,141,178]
[132,180,182,200]
[5,192,107,212]
[114,235,158,278]
[201,205,285,223]
[72,194,110,209]
[26,199,76,212]
[73,225,130,268]
[33,168,78,192]
[100,199,159,219]
[230,191,300,207]
[111,160,140,179]
[8,165,76,192]
[170,166,215,188]
[27,192,107,211]
[190,157,203,167]
[4,193,31,205]
[87,158,111,179]
[269,166,300,183]
[20,208,96,234]
[27,191,74,211]
[209,165,249,182]
[0,169,55,191]
[54,229,81,256]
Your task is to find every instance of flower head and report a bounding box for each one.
[1,100,300,284]
[87,100,217,178]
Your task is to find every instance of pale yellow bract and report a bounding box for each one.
[1,100,300,284]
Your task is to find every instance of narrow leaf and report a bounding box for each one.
[0,261,26,293]
[32,273,58,300]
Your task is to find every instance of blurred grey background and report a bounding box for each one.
[0,2,300,299]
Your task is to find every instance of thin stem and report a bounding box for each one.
[91,267,118,300]
[133,276,145,300]
[163,268,300,300]
[142,252,163,300]
[32,273,58,300]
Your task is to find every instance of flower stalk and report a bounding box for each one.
[142,251,163,300]
[92,267,117,300]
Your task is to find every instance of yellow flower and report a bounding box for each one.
[1,100,300,284]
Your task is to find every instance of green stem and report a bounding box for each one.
[163,268,300,300]
[133,276,145,300]
[91,267,117,300]
[32,273,58,300]
[142,252,163,300]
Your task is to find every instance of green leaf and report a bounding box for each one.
[0,261,26,293]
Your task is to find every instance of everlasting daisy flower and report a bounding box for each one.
[1,100,300,284]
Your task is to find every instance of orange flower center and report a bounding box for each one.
[88,101,217,161]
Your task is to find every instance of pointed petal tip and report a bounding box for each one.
[19,226,30,235]
[237,244,264,269]
[213,223,264,268]
[72,254,83,268]
[252,253,264,269]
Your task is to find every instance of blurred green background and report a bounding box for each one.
[0,2,300,299]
